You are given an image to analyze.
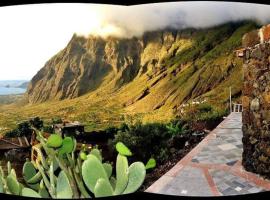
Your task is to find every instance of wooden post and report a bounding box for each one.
[230,87,232,113]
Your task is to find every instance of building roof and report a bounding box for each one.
[54,121,84,129]
[0,136,30,150]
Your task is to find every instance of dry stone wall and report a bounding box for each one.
[242,41,270,177]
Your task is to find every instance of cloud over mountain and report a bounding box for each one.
[84,2,270,38]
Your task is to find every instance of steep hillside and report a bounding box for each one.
[0,21,259,131]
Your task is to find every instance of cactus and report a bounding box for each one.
[59,137,74,155]
[81,143,150,197]
[123,162,146,194]
[82,154,109,193]
[22,188,41,198]
[102,163,112,178]
[0,177,3,193]
[89,148,102,161]
[94,178,114,197]
[47,134,63,148]
[6,173,21,195]
[114,154,129,195]
[39,180,50,198]
[23,161,42,184]
[0,127,154,198]
[56,171,73,198]
[145,158,156,170]
[116,142,132,156]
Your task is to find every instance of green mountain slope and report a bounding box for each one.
[0,21,259,131]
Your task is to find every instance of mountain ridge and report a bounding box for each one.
[0,21,259,131]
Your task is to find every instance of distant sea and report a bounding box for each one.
[0,87,26,95]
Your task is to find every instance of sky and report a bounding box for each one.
[0,2,270,80]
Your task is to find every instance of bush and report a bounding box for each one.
[166,120,191,137]
[181,102,228,130]
[52,117,63,124]
[29,117,43,130]
[5,129,20,138]
[108,122,172,164]
[17,121,32,137]
[43,125,54,134]
[5,121,32,138]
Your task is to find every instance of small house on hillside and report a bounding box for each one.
[53,121,84,137]
[234,48,246,57]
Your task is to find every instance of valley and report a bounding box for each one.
[0,21,258,133]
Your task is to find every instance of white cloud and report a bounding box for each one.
[0,2,269,80]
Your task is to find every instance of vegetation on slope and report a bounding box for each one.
[0,21,259,133]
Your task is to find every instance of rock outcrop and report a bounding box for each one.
[242,24,270,178]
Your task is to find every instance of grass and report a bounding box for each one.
[0,21,259,134]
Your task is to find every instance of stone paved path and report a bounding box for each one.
[145,112,270,196]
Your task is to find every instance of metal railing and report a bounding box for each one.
[232,103,243,113]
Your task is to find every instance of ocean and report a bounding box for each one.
[0,87,26,95]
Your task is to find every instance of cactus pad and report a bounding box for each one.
[89,148,102,161]
[116,142,132,156]
[7,174,21,195]
[94,178,113,197]
[82,154,109,193]
[114,154,129,195]
[47,134,63,148]
[123,162,146,194]
[56,171,73,198]
[145,158,156,170]
[58,137,74,155]
[22,188,41,198]
[102,163,112,179]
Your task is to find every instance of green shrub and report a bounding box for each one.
[109,122,172,164]
[29,117,43,130]
[4,129,20,138]
[166,120,191,137]
[181,102,228,128]
[52,117,63,124]
[42,125,54,134]
[17,121,32,137]
[5,121,33,138]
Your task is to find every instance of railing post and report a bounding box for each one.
[229,87,232,113]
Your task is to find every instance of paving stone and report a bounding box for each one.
[146,113,270,196]
[226,160,238,166]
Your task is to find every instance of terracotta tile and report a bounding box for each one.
[145,175,174,193]
[202,168,221,196]
[164,163,184,177]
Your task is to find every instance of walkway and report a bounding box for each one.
[146,112,270,196]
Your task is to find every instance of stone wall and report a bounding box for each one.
[242,41,270,177]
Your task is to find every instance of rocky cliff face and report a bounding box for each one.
[27,34,142,103]
[242,25,270,178]
[26,29,192,103]
[26,21,258,116]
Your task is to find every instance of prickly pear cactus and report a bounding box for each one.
[82,154,109,193]
[114,154,129,195]
[58,137,74,155]
[94,178,114,197]
[47,134,63,148]
[123,162,146,194]
[56,171,73,198]
[23,161,41,184]
[22,188,41,198]
[0,128,154,199]
[6,173,21,195]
